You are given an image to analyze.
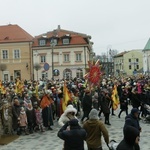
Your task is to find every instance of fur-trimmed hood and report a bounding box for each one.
[63,105,77,115]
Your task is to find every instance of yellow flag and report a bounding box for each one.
[111,85,120,110]
[62,82,71,112]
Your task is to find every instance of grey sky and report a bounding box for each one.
[1,0,150,55]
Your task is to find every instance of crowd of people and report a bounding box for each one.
[0,75,150,149]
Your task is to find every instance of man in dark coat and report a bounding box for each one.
[118,87,129,118]
[26,103,36,133]
[100,89,111,125]
[123,108,141,150]
[81,89,92,122]
[124,108,141,132]
[12,98,21,134]
[57,118,87,150]
[117,126,140,150]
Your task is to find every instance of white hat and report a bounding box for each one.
[64,105,77,115]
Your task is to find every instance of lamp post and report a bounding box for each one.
[50,38,56,80]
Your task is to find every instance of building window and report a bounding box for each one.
[4,74,9,81]
[129,65,132,69]
[63,68,72,79]
[50,39,57,45]
[41,72,48,79]
[2,50,8,59]
[76,69,83,78]
[136,65,139,69]
[63,38,69,45]
[136,58,139,62]
[39,39,46,46]
[129,59,131,62]
[76,53,82,61]
[40,55,46,63]
[64,54,69,62]
[14,49,20,59]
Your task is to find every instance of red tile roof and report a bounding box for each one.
[32,28,90,47]
[0,24,33,43]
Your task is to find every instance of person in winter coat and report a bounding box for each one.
[92,92,99,110]
[81,89,92,122]
[57,118,87,150]
[19,107,28,135]
[26,103,36,133]
[124,108,141,132]
[83,109,109,150]
[12,98,21,134]
[34,106,45,132]
[118,87,129,118]
[123,108,141,150]
[58,104,77,127]
[100,89,111,125]
[40,92,54,130]
[117,126,140,150]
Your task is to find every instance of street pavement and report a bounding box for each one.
[0,106,149,150]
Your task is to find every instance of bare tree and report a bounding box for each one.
[34,63,42,80]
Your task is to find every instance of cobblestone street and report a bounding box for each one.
[0,106,149,150]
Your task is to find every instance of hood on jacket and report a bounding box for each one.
[64,104,77,115]
[123,126,139,146]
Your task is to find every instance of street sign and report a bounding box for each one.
[44,63,50,71]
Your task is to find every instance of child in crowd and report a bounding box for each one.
[34,106,45,132]
[19,107,28,135]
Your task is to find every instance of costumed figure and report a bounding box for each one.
[2,102,13,134]
[40,90,54,130]
[34,106,45,132]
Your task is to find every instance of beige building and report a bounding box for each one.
[114,50,143,76]
[124,50,143,75]
[114,51,127,76]
[0,24,33,81]
[32,25,93,80]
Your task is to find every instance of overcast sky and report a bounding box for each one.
[1,0,150,55]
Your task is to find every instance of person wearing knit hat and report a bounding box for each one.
[83,109,109,150]
[124,108,141,132]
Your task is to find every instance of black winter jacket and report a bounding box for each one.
[124,114,141,132]
[117,126,140,150]
[58,122,87,150]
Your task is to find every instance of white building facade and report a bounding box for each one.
[143,38,150,75]
[32,26,93,80]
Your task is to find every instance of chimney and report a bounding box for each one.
[57,25,61,30]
